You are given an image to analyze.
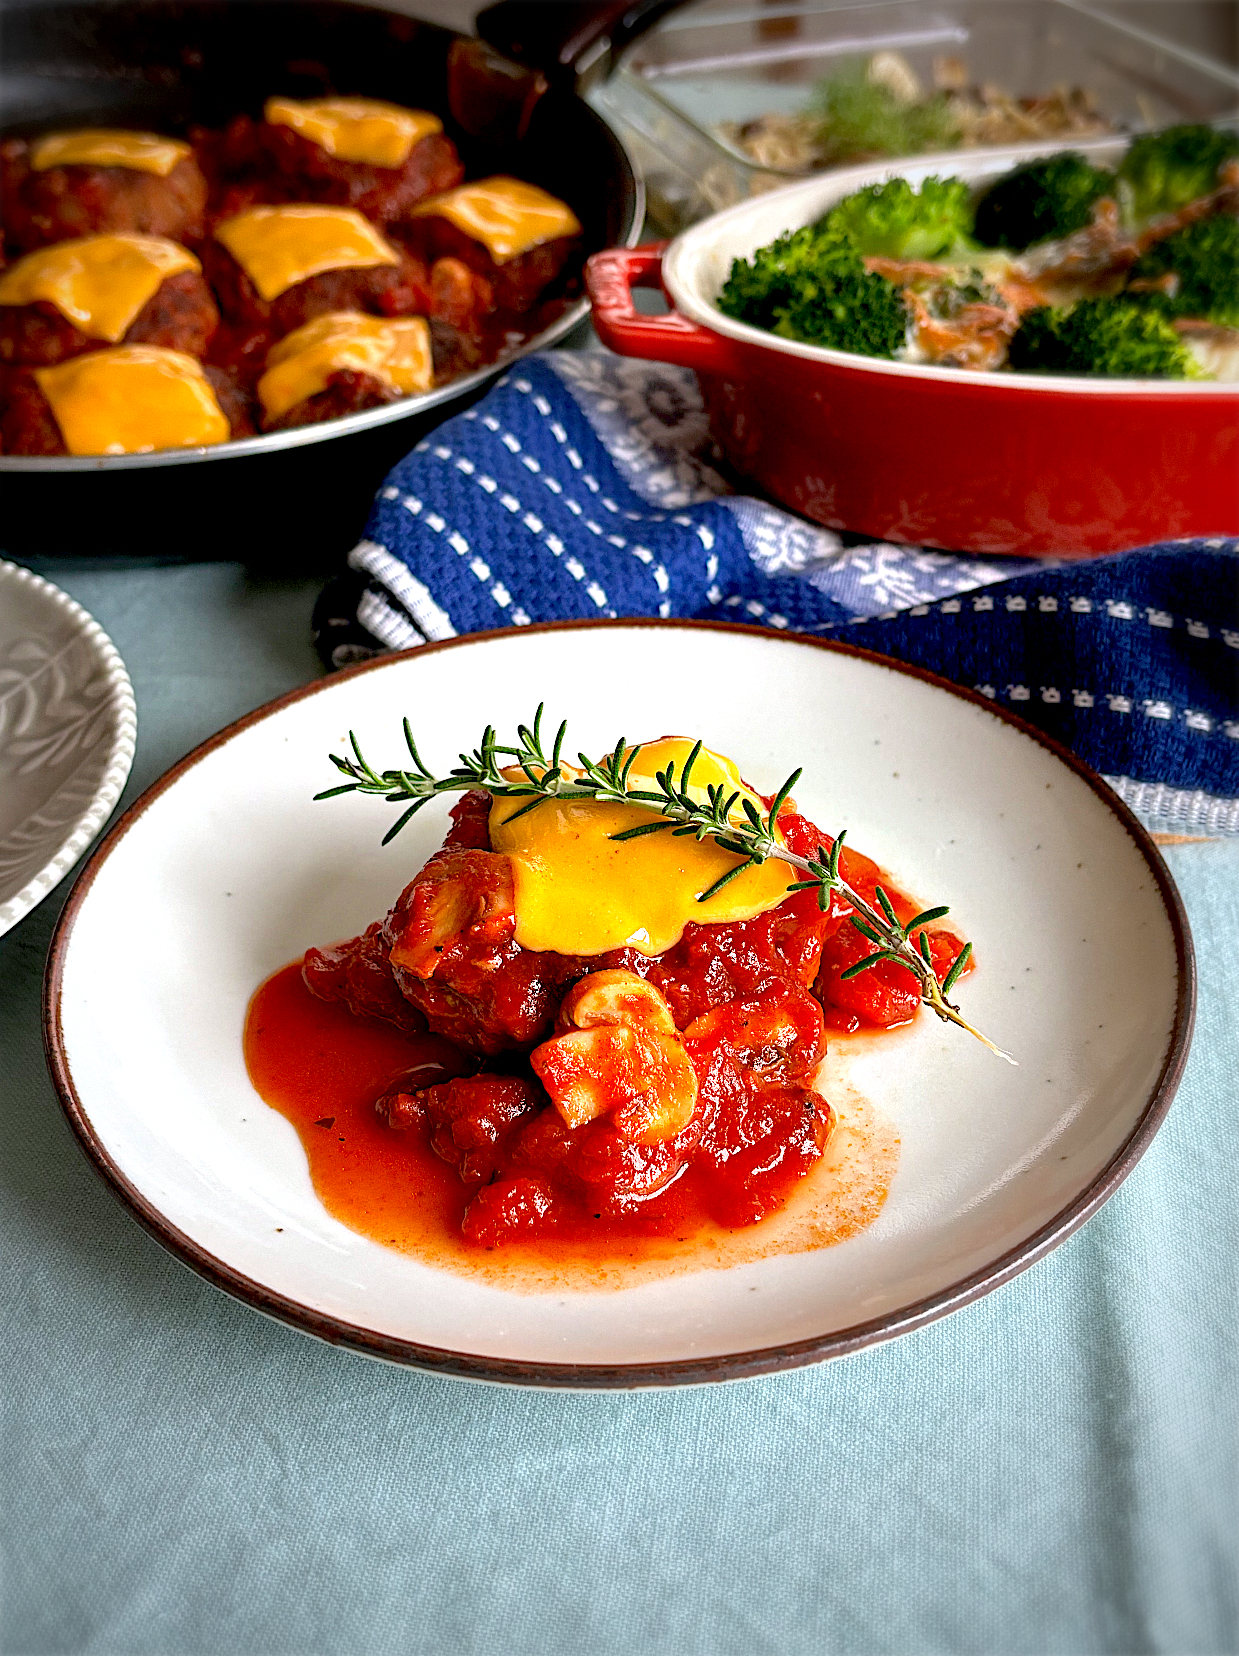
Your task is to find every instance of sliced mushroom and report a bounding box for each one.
[532,969,698,1144]
[556,967,677,1036]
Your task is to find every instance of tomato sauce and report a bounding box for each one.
[244,960,901,1293]
[239,789,975,1290]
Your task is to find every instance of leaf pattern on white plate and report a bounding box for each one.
[0,633,114,774]
[0,562,136,934]
[0,767,114,887]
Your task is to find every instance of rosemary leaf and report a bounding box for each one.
[697,857,758,903]
[766,768,802,835]
[501,796,551,825]
[875,885,900,930]
[850,915,887,947]
[609,820,675,842]
[906,905,951,931]
[381,801,424,844]
[941,940,973,996]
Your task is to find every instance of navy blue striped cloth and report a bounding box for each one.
[313,353,1239,836]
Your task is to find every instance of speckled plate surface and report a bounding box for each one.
[44,622,1192,1386]
[0,561,136,936]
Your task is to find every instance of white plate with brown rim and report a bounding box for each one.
[43,621,1193,1387]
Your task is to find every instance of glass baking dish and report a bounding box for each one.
[592,0,1239,232]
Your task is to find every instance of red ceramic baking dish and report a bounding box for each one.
[586,141,1239,557]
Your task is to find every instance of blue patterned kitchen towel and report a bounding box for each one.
[312,353,1239,836]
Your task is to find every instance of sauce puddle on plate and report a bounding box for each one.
[245,960,899,1293]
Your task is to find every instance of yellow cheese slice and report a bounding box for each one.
[34,346,229,455]
[257,310,433,419]
[409,176,581,264]
[215,205,400,302]
[263,96,442,168]
[29,128,193,177]
[489,738,795,957]
[0,234,200,342]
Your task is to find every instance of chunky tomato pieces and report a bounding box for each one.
[817,922,967,1031]
[305,790,966,1245]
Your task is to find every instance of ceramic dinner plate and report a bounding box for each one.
[45,623,1192,1386]
[0,560,136,937]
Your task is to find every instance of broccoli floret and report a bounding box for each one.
[1008,299,1196,377]
[824,176,975,261]
[716,224,813,331]
[1116,124,1239,223]
[972,153,1114,250]
[717,222,907,357]
[809,66,960,166]
[1127,215,1239,326]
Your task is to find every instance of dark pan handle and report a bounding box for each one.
[475,0,686,88]
[447,37,549,143]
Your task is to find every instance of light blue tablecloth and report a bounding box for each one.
[3,562,1237,1656]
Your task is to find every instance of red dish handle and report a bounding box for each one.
[586,244,732,374]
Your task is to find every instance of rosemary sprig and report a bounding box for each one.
[317,706,1012,1060]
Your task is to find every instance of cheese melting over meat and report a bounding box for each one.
[263,96,442,168]
[215,205,399,302]
[29,129,193,176]
[34,345,229,455]
[488,738,796,956]
[409,176,581,264]
[257,310,433,419]
[0,234,200,342]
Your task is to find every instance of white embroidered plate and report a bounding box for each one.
[0,561,136,936]
[45,623,1191,1386]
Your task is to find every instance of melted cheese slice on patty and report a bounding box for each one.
[409,176,581,264]
[215,205,400,302]
[30,129,193,176]
[0,234,200,342]
[257,310,432,419]
[264,97,442,168]
[35,346,229,455]
[489,738,796,957]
